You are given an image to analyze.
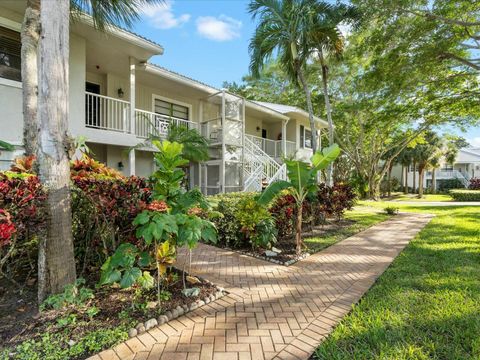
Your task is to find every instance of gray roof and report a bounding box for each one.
[253,101,328,126]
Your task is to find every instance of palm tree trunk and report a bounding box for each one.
[320,53,334,186]
[297,69,318,154]
[21,0,41,157]
[37,0,76,302]
[295,203,303,255]
[387,164,393,197]
[418,169,424,198]
[412,161,416,194]
[431,168,436,193]
[404,165,408,194]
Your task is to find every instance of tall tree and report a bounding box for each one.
[20,0,164,301]
[414,131,442,198]
[21,0,40,157]
[248,0,319,153]
[306,1,360,185]
[21,0,163,156]
[37,0,76,301]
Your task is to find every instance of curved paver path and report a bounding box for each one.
[90,213,433,360]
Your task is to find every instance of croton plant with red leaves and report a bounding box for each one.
[0,209,16,247]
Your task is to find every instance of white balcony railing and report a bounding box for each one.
[245,134,296,158]
[135,109,198,139]
[85,92,198,138]
[85,92,130,132]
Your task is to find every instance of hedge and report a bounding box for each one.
[449,189,480,201]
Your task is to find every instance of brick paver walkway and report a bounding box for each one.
[90,213,433,360]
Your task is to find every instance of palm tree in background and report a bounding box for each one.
[20,0,163,301]
[248,0,319,153]
[306,1,361,185]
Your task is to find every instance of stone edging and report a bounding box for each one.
[126,280,227,338]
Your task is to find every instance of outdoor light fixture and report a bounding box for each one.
[117,88,124,98]
[117,161,124,170]
[256,126,260,132]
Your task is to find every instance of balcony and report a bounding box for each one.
[245,134,296,159]
[85,92,198,139]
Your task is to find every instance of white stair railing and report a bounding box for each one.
[269,163,287,185]
[243,136,287,191]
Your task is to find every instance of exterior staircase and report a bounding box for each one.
[243,135,286,192]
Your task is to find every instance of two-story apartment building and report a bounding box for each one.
[392,147,480,190]
[0,1,327,194]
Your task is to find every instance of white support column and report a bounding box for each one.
[220,90,226,193]
[281,119,287,157]
[129,57,136,176]
[129,57,136,135]
[129,149,135,176]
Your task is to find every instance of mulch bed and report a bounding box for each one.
[226,218,357,266]
[0,268,219,358]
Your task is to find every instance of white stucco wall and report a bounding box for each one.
[0,79,23,144]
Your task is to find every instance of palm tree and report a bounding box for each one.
[397,148,412,194]
[22,0,163,301]
[306,1,361,185]
[248,0,319,153]
[415,131,442,198]
[21,0,164,156]
[36,0,76,302]
[165,125,209,164]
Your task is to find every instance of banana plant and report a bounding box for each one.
[257,144,341,254]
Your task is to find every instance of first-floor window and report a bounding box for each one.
[0,26,21,82]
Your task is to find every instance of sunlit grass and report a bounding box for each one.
[304,208,390,252]
[385,192,453,202]
[314,202,480,360]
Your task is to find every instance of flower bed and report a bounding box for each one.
[208,183,357,265]
[0,270,226,360]
[0,148,222,360]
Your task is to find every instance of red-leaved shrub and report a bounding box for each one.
[469,177,480,190]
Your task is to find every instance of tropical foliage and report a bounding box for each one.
[99,140,217,304]
[257,144,341,254]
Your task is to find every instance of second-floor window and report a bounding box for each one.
[0,26,21,82]
[300,125,312,149]
[154,98,189,120]
[442,163,454,171]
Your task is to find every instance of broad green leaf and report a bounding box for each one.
[133,211,150,225]
[99,269,121,286]
[285,159,311,191]
[120,267,142,288]
[311,144,341,172]
[138,251,152,267]
[201,221,217,244]
[257,180,292,206]
[137,271,154,289]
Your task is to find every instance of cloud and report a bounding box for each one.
[196,15,242,41]
[142,1,190,30]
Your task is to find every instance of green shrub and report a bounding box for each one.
[449,189,480,201]
[208,192,256,249]
[383,206,399,215]
[436,178,464,192]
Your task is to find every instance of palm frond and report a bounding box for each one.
[71,0,164,30]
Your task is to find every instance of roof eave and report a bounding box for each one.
[78,15,164,56]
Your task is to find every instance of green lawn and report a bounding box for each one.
[314,202,480,360]
[385,193,453,202]
[304,208,390,252]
